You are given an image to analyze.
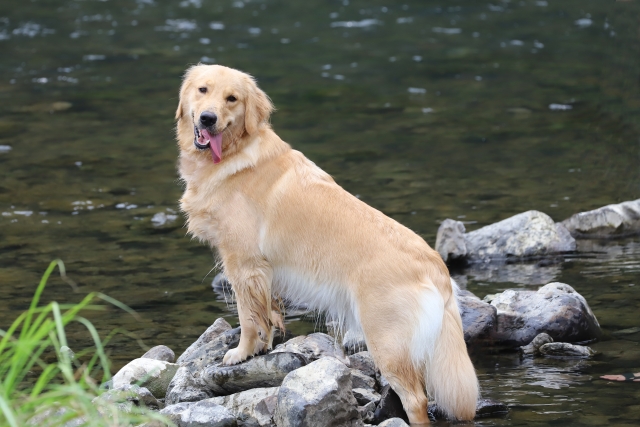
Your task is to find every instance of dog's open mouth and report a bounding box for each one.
[194,126,223,164]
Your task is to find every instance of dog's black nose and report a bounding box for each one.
[200,111,217,128]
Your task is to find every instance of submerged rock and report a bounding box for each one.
[112,358,179,399]
[160,400,237,427]
[539,342,595,358]
[202,352,306,396]
[436,211,575,263]
[458,290,497,344]
[271,332,350,366]
[562,199,640,238]
[491,282,601,347]
[519,333,554,356]
[142,345,175,363]
[274,357,362,427]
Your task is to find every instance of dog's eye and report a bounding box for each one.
[198,87,207,94]
[226,95,237,102]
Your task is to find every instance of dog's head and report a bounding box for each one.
[175,64,274,163]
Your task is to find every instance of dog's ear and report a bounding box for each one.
[244,77,274,135]
[175,66,196,121]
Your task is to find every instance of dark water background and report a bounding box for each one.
[1,0,640,425]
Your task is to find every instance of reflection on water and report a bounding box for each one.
[1,0,640,425]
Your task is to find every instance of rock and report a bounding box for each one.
[343,330,367,355]
[166,366,213,405]
[143,345,176,363]
[350,370,376,392]
[272,333,350,366]
[274,357,362,427]
[178,318,234,364]
[435,219,468,262]
[458,290,497,344]
[181,327,242,374]
[358,402,376,424]
[211,273,232,291]
[210,387,279,427]
[112,358,179,398]
[464,211,575,261]
[160,400,237,427]
[93,384,161,414]
[562,199,640,238]
[461,261,562,286]
[352,388,380,406]
[348,352,376,378]
[372,386,408,425]
[474,399,509,418]
[377,418,409,427]
[491,282,601,347]
[519,332,554,356]
[539,342,595,358]
[202,352,307,396]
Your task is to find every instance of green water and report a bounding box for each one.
[1,0,640,424]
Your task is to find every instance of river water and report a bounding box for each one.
[1,0,639,425]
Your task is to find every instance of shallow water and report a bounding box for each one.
[1,0,640,424]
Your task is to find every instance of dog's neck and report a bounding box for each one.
[179,127,290,190]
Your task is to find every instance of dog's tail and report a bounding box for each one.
[418,279,479,420]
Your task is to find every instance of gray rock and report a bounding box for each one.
[562,199,640,238]
[210,387,279,427]
[352,388,381,406]
[435,219,467,262]
[166,366,213,405]
[539,342,595,358]
[181,327,242,374]
[343,330,367,355]
[143,345,176,363]
[519,333,554,356]
[202,352,306,396]
[272,333,350,366]
[458,290,497,344]
[377,419,409,427]
[274,357,362,427]
[358,402,376,424]
[474,399,509,418]
[178,318,234,365]
[160,400,237,427]
[348,352,376,378]
[491,282,601,347]
[112,358,179,399]
[372,386,408,425]
[464,211,575,261]
[351,370,376,392]
[92,384,161,414]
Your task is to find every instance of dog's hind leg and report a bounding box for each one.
[222,259,274,365]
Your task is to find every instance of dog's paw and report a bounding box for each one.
[222,348,248,365]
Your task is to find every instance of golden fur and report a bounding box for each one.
[175,64,479,424]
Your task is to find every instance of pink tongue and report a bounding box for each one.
[201,129,223,164]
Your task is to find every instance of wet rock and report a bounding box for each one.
[351,369,376,392]
[373,386,409,425]
[519,332,554,356]
[348,352,376,378]
[435,219,467,262]
[210,387,279,427]
[143,345,175,363]
[178,318,234,364]
[474,399,509,418]
[112,358,179,398]
[458,290,497,344]
[202,352,306,396]
[461,261,562,286]
[93,384,161,414]
[272,332,350,366]
[343,329,367,355]
[160,400,237,427]
[562,199,640,238]
[166,366,213,405]
[539,342,595,358]
[491,282,601,347]
[274,357,362,427]
[377,418,409,427]
[464,211,575,261]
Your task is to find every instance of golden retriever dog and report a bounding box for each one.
[175,64,479,425]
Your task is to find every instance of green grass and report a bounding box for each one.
[0,260,168,427]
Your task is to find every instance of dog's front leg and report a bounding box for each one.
[222,262,274,365]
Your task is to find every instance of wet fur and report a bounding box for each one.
[175,64,479,424]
